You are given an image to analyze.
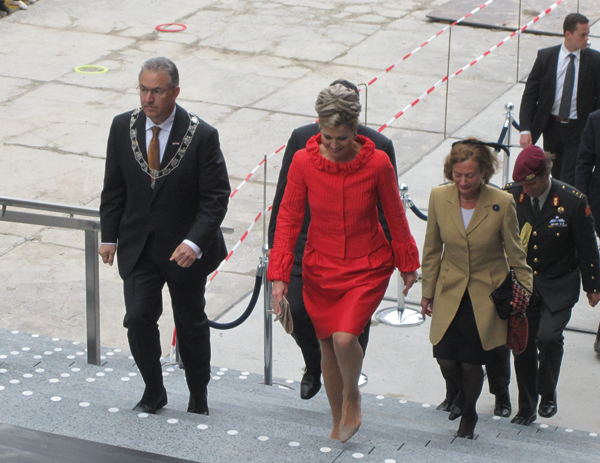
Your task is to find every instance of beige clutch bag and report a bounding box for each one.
[269,296,294,334]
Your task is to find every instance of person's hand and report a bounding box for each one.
[170,243,196,268]
[271,280,288,315]
[520,134,532,149]
[401,271,418,296]
[587,292,600,307]
[265,249,271,257]
[421,297,433,317]
[99,244,116,266]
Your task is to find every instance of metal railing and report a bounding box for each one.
[0,196,234,367]
[0,196,102,365]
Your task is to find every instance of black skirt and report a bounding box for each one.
[433,290,492,365]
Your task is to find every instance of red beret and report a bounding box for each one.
[513,145,547,182]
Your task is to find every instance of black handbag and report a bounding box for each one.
[490,271,513,320]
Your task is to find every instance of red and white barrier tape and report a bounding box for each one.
[206,205,273,288]
[378,0,564,132]
[367,0,497,87]
[213,0,562,288]
[229,2,497,201]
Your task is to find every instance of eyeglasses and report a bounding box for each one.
[137,85,172,97]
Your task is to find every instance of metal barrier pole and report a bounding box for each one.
[262,246,273,386]
[375,183,424,327]
[502,102,515,186]
[84,229,101,365]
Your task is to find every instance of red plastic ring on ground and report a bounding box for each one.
[155,23,187,32]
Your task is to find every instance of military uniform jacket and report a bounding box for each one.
[505,179,600,312]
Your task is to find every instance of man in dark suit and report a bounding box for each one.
[519,13,600,185]
[505,145,600,425]
[575,108,600,354]
[99,57,230,415]
[268,79,396,400]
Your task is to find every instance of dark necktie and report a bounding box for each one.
[148,126,161,184]
[532,197,540,222]
[558,53,576,121]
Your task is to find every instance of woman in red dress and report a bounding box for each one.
[269,83,420,442]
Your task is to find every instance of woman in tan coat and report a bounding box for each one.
[421,139,532,438]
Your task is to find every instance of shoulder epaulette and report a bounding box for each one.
[559,184,584,199]
[503,182,518,190]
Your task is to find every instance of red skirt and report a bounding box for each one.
[302,242,395,339]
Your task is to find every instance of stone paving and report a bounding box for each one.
[1,0,599,440]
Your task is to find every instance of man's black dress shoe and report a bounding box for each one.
[188,390,209,415]
[494,391,512,418]
[538,394,557,418]
[510,412,537,425]
[300,371,321,400]
[133,388,168,414]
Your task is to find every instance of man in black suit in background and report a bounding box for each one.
[268,79,397,400]
[505,145,600,424]
[575,107,600,353]
[99,57,230,415]
[519,13,600,185]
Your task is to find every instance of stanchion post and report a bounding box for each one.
[444,25,452,138]
[516,0,522,82]
[502,102,515,186]
[261,246,273,386]
[374,183,425,327]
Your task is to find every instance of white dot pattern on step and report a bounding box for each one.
[79,402,90,407]
[227,430,238,435]
[422,403,431,407]
[197,424,208,430]
[376,395,384,400]
[167,419,178,424]
[289,442,300,447]
[257,436,269,441]
[320,448,331,453]
[352,454,364,459]
[121,377,130,382]
[108,408,119,413]
[22,391,32,396]
[138,413,148,418]
[51,397,61,402]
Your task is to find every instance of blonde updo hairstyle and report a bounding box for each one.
[443,139,498,184]
[315,83,361,132]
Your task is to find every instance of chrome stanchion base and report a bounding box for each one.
[359,372,368,388]
[260,381,294,390]
[375,306,424,327]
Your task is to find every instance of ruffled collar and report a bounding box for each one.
[306,133,375,174]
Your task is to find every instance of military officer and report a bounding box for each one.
[504,145,600,425]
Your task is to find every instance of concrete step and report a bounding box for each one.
[1,328,599,463]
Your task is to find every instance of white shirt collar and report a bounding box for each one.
[559,43,581,61]
[145,106,177,132]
